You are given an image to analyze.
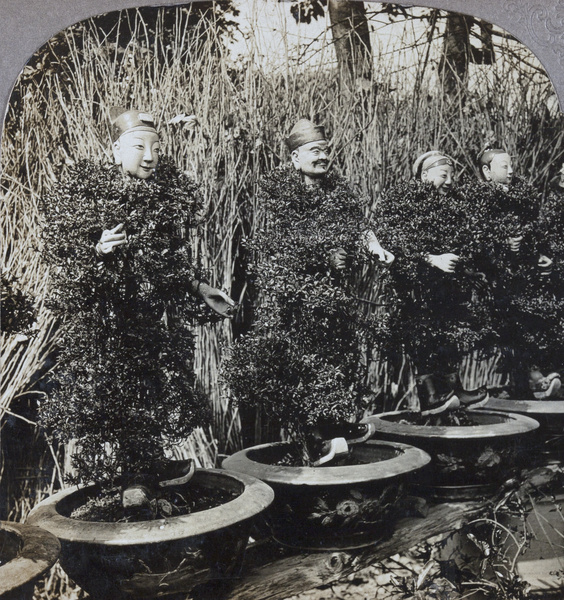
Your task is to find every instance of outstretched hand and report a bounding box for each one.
[369,243,395,265]
[426,253,459,273]
[365,230,395,264]
[464,268,489,292]
[96,223,127,255]
[198,282,237,318]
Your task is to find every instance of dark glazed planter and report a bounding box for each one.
[483,398,564,464]
[0,521,61,600]
[26,469,274,600]
[222,440,431,550]
[362,410,540,501]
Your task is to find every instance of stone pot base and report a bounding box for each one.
[362,410,539,501]
[0,521,60,600]
[27,469,274,600]
[222,440,431,550]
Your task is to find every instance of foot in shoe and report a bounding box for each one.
[313,437,349,466]
[529,369,561,392]
[421,393,460,416]
[458,386,489,407]
[530,376,560,392]
[158,458,196,488]
[533,377,561,399]
[346,422,376,445]
[313,422,375,445]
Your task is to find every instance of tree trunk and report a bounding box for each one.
[327,0,372,85]
[440,12,473,98]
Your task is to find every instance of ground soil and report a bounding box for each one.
[70,483,238,522]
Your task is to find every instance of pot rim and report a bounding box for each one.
[362,409,539,439]
[25,468,274,546]
[483,398,564,415]
[0,521,61,594]
[222,440,431,486]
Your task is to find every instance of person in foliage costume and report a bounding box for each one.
[40,108,236,507]
[475,148,561,398]
[373,151,494,414]
[223,119,390,466]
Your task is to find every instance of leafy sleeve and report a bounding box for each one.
[40,161,120,315]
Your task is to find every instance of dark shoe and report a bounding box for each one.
[442,372,489,409]
[417,373,460,415]
[420,393,460,416]
[312,422,375,445]
[457,386,489,408]
[346,422,376,445]
[158,458,196,488]
[529,367,561,398]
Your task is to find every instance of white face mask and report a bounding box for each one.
[485,153,513,185]
[292,141,330,184]
[113,130,161,179]
[422,164,454,193]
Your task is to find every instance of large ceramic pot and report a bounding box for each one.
[362,410,539,501]
[222,440,431,550]
[0,521,60,600]
[26,469,274,600]
[483,398,564,464]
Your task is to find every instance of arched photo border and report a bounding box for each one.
[1,3,562,597]
[1,0,564,140]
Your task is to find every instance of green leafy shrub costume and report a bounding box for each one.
[531,180,564,371]
[223,165,378,463]
[450,177,564,397]
[1,274,36,336]
[470,176,564,395]
[40,157,211,486]
[372,179,500,375]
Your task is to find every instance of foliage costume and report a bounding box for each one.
[40,158,210,485]
[223,165,377,462]
[532,180,564,373]
[372,179,499,389]
[467,176,564,397]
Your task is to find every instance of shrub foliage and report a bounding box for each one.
[39,157,212,486]
[222,166,381,462]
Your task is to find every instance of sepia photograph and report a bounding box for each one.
[1,1,563,598]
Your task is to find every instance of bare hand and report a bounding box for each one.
[379,247,395,264]
[198,283,237,318]
[368,241,395,264]
[507,235,523,253]
[329,248,347,270]
[97,223,127,255]
[364,231,395,264]
[426,253,459,273]
[538,254,553,276]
